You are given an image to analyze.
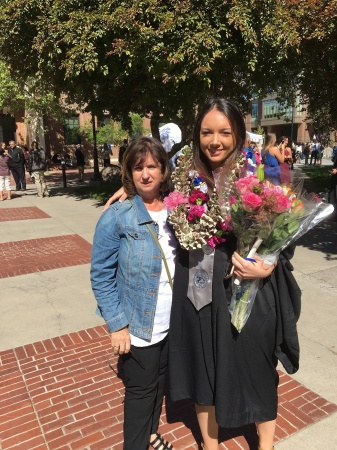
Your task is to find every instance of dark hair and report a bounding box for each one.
[192,98,246,188]
[122,136,171,197]
[279,136,288,145]
[0,149,5,156]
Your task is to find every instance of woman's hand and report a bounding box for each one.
[273,145,285,164]
[231,252,276,280]
[110,327,131,355]
[103,187,127,211]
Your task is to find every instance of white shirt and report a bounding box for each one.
[131,209,176,347]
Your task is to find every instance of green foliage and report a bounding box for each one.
[0,60,25,111]
[64,126,82,145]
[73,179,123,202]
[255,125,265,137]
[79,113,144,146]
[300,165,334,194]
[1,0,337,141]
[129,113,144,140]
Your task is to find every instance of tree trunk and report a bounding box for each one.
[150,111,161,142]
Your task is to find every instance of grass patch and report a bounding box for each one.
[73,179,122,202]
[299,164,334,194]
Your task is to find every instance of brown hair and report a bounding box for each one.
[122,136,171,197]
[192,98,246,189]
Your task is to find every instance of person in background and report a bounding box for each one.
[303,142,311,165]
[75,144,85,182]
[0,144,12,200]
[310,142,318,165]
[261,133,285,184]
[281,136,293,170]
[102,142,111,167]
[28,141,50,198]
[252,141,262,164]
[118,138,128,166]
[7,140,26,191]
[316,143,323,165]
[91,136,176,450]
[22,145,33,182]
[243,133,257,166]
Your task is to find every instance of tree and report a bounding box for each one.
[1,1,336,148]
[0,57,71,145]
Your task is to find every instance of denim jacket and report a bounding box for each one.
[90,194,163,341]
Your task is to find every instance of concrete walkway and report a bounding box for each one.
[0,162,336,449]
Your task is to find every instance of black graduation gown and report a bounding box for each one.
[168,243,301,428]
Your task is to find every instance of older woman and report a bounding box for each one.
[91,137,176,450]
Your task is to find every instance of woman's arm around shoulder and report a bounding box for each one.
[103,187,127,211]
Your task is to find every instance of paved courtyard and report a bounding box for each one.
[1,165,336,449]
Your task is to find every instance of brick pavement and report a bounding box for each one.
[0,234,92,279]
[0,207,50,222]
[1,169,336,449]
[1,326,336,450]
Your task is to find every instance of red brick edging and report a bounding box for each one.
[1,326,336,450]
[0,235,92,279]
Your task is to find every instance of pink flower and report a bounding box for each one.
[206,234,226,248]
[272,193,292,213]
[217,220,233,232]
[187,205,205,221]
[261,188,292,213]
[229,195,237,205]
[241,192,263,211]
[189,189,208,205]
[235,175,260,194]
[163,191,188,211]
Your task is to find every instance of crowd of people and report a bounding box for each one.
[0,141,88,199]
[294,141,325,166]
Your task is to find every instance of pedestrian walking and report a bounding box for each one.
[0,145,12,200]
[7,140,26,190]
[28,141,50,198]
[75,144,85,182]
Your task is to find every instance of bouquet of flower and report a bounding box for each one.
[163,145,235,250]
[214,167,334,332]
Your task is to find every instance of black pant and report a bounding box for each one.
[10,165,26,189]
[123,337,168,450]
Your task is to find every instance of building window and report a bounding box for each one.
[263,99,294,120]
[251,101,258,124]
[64,115,81,145]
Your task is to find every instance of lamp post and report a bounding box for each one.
[290,104,294,142]
[91,114,101,181]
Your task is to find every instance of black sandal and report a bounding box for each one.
[149,432,174,450]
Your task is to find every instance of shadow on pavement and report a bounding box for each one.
[296,204,337,261]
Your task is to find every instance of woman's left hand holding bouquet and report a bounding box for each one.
[232,252,276,280]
